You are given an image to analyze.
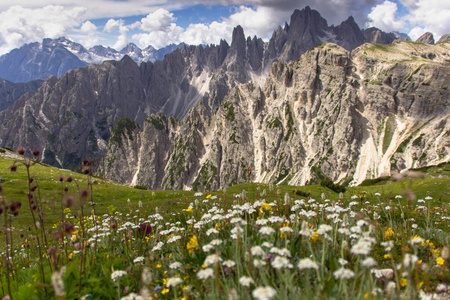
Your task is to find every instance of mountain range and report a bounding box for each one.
[0,37,184,83]
[0,6,448,190]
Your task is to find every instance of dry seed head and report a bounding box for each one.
[16,147,25,155]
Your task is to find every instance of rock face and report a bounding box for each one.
[1,7,447,185]
[416,32,435,44]
[100,41,450,190]
[0,79,43,110]
[437,34,450,43]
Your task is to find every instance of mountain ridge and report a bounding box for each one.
[0,7,447,190]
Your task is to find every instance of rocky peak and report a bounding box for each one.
[230,25,246,59]
[362,27,396,44]
[332,16,365,50]
[437,34,450,43]
[416,32,435,44]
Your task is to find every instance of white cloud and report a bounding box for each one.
[0,5,86,54]
[405,0,450,41]
[366,1,406,32]
[79,21,99,47]
[104,19,125,32]
[140,8,177,32]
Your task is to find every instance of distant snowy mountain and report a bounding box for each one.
[0,37,184,83]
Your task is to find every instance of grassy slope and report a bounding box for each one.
[1,148,448,235]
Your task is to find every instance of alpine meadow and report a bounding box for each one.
[0,2,449,300]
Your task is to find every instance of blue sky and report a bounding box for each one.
[0,1,449,54]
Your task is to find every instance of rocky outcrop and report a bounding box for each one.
[0,7,432,174]
[437,34,450,43]
[100,41,450,190]
[416,32,435,44]
[0,79,43,110]
[362,28,397,44]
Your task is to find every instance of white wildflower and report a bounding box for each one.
[111,270,127,281]
[253,259,266,268]
[169,262,182,270]
[252,286,277,300]
[196,268,214,280]
[251,246,266,257]
[204,254,222,267]
[239,276,254,288]
[297,258,319,270]
[317,224,332,235]
[271,256,293,269]
[361,257,378,268]
[333,268,355,280]
[166,277,183,288]
[133,256,145,264]
[259,226,275,235]
[223,260,236,268]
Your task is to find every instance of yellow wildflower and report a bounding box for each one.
[384,254,391,260]
[436,257,445,266]
[384,227,395,239]
[185,208,192,212]
[206,194,212,199]
[400,278,407,287]
[187,235,199,254]
[161,288,169,295]
[156,263,162,268]
[310,232,319,243]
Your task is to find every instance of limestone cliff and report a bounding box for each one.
[100,42,450,190]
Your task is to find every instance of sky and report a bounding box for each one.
[0,0,449,55]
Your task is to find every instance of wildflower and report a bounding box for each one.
[253,259,266,268]
[297,258,319,270]
[409,235,425,246]
[120,293,144,300]
[381,241,394,252]
[206,228,219,236]
[167,235,182,243]
[196,268,214,280]
[252,286,277,300]
[141,268,152,285]
[204,254,222,267]
[403,253,418,268]
[384,254,391,260]
[111,270,127,281]
[436,257,445,266]
[202,244,214,252]
[442,247,449,260]
[51,269,65,297]
[166,277,183,288]
[384,227,395,239]
[309,232,319,243]
[133,257,145,264]
[333,268,355,280]
[151,242,164,252]
[251,246,265,257]
[210,239,222,246]
[351,238,374,256]
[317,224,332,235]
[206,194,212,199]
[271,256,293,269]
[259,226,275,235]
[372,268,394,280]
[399,278,407,287]
[361,257,378,268]
[239,276,254,288]
[187,235,198,253]
[223,260,236,268]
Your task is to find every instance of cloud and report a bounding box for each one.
[104,19,125,32]
[366,1,406,32]
[405,0,450,41]
[366,0,450,41]
[79,21,99,47]
[140,8,177,32]
[0,5,86,55]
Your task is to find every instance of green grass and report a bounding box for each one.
[1,150,448,236]
[1,148,449,299]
